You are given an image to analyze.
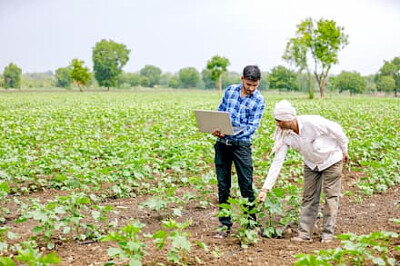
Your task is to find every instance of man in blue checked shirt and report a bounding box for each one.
[212,65,265,238]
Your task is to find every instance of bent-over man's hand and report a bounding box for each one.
[342,152,349,164]
[258,190,268,203]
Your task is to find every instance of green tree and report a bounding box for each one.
[55,67,72,88]
[283,18,349,98]
[168,76,179,89]
[377,57,400,97]
[376,75,395,93]
[118,72,141,88]
[92,39,130,91]
[332,71,366,95]
[126,73,141,87]
[221,71,241,90]
[201,69,215,89]
[22,71,54,88]
[296,72,313,93]
[3,63,22,89]
[259,72,269,90]
[206,55,230,93]
[159,73,179,88]
[178,67,200,88]
[139,65,162,88]
[268,66,299,92]
[140,76,150,87]
[70,59,91,92]
[159,73,173,88]
[364,74,377,93]
[283,35,314,98]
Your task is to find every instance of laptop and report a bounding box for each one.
[194,110,245,136]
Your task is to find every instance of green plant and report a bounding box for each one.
[57,193,114,241]
[139,186,184,217]
[219,197,258,248]
[188,172,217,209]
[280,184,302,226]
[0,256,15,266]
[102,221,146,266]
[151,219,192,265]
[16,199,61,250]
[258,188,286,238]
[0,182,10,224]
[294,254,331,266]
[0,227,19,254]
[0,227,9,252]
[10,242,61,266]
[295,231,399,266]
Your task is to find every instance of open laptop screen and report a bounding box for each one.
[194,110,244,136]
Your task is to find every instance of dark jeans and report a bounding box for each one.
[214,140,255,228]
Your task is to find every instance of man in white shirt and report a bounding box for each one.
[258,100,349,243]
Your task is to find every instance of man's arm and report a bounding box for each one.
[258,144,288,202]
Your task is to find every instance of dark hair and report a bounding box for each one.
[243,65,261,81]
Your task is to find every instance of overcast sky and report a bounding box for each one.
[0,0,399,75]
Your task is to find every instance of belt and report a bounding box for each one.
[217,138,250,146]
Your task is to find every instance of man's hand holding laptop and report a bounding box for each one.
[212,128,225,138]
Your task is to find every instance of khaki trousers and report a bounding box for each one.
[298,161,343,240]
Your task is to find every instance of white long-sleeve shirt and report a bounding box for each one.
[262,115,348,190]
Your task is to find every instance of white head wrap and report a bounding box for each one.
[273,100,296,121]
[270,100,297,154]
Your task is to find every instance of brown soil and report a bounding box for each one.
[3,172,400,265]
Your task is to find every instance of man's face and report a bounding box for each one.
[241,77,259,95]
[275,119,292,130]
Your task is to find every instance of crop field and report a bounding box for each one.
[0,91,399,265]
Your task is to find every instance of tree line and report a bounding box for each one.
[1,18,399,97]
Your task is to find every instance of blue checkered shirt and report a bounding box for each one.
[218,83,265,142]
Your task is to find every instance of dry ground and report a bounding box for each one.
[3,172,400,265]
